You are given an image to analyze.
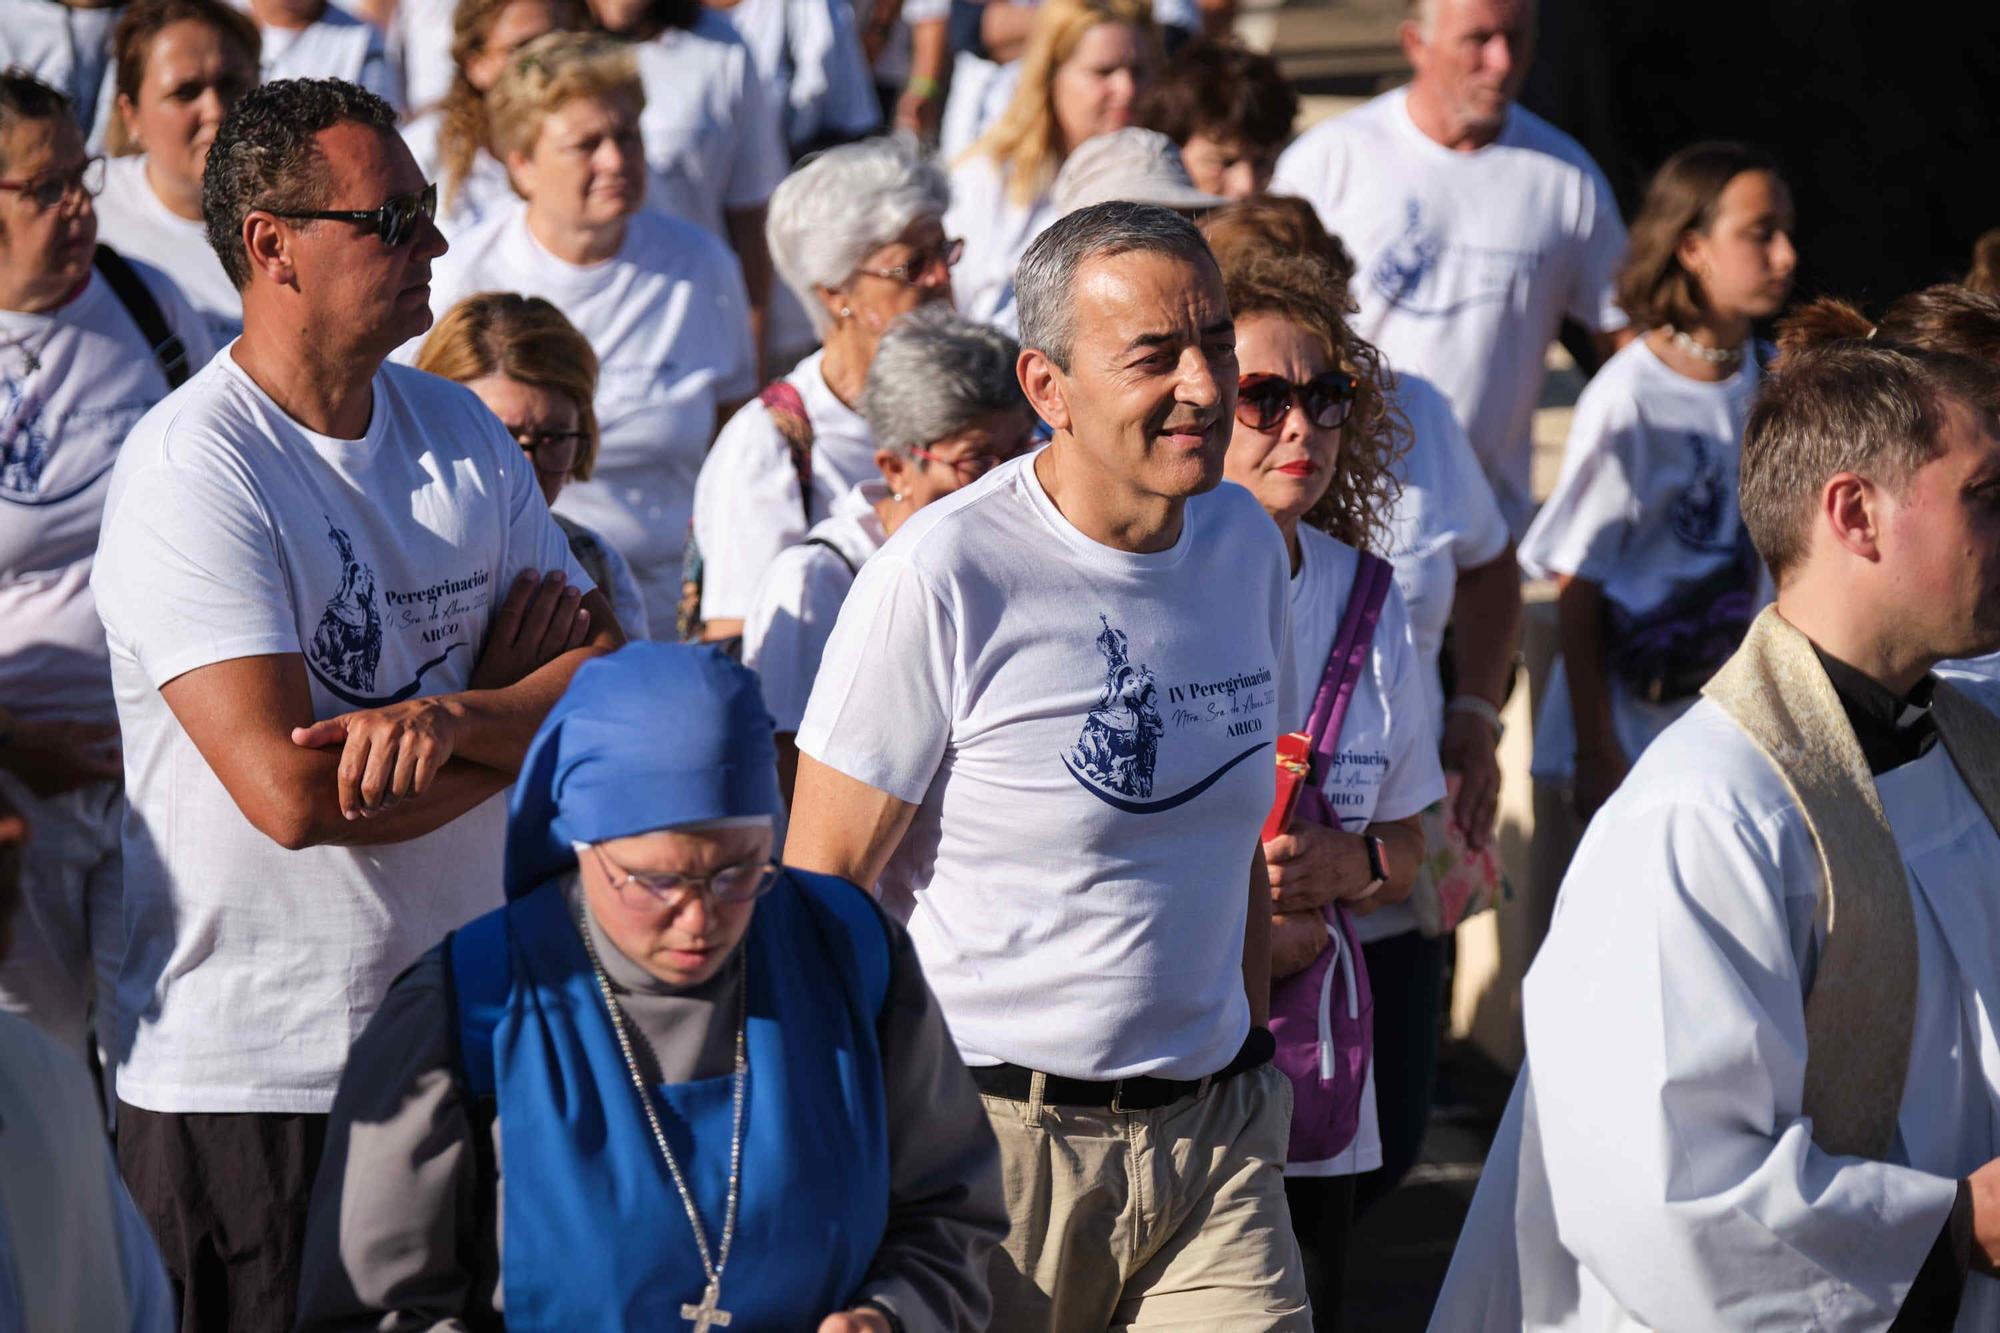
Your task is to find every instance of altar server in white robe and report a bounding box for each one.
[1431,329,2000,1330]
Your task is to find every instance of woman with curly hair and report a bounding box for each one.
[1206,198,1519,1234]
[1219,248,1446,1329]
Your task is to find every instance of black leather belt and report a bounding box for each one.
[970,1026,1275,1113]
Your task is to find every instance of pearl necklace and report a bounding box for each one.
[578,913,748,1333]
[1667,327,1744,367]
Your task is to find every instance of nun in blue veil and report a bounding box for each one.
[297,643,1007,1333]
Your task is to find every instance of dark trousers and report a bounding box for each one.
[116,1103,329,1333]
[1353,930,1448,1215]
[1283,1173,1354,1332]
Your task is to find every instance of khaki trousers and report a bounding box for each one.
[982,1061,1312,1332]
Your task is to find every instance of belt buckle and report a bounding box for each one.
[1110,1079,1128,1115]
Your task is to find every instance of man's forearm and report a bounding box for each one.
[307,758,511,847]
[439,641,615,774]
[1243,845,1272,1026]
[1451,547,1523,706]
[1556,575,1619,751]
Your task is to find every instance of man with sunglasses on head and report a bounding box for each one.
[787,201,1313,1328]
[90,76,625,1331]
[0,70,213,1080]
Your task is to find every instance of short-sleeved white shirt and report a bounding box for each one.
[691,347,878,621]
[389,0,457,113]
[420,204,756,630]
[1519,337,1764,780]
[709,0,879,153]
[400,111,517,243]
[1381,371,1511,739]
[93,155,243,346]
[0,0,121,151]
[90,351,588,1113]
[635,13,789,240]
[1272,89,1629,534]
[1282,524,1446,1173]
[798,454,1296,1080]
[0,261,214,726]
[257,10,403,112]
[742,478,886,731]
[944,154,1056,332]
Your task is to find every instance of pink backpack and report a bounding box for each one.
[1268,552,1392,1165]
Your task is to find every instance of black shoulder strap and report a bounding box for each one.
[803,536,859,578]
[93,245,190,390]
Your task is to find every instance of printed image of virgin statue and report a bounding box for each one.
[310,521,383,693]
[1068,615,1165,799]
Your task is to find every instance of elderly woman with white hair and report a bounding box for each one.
[686,134,955,643]
[744,308,1035,798]
[415,31,757,633]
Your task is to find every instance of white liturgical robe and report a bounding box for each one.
[1432,697,2000,1331]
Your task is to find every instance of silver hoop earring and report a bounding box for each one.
[839,305,853,319]
[891,491,904,502]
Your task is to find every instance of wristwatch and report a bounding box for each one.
[1362,833,1388,895]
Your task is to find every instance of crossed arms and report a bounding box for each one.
[161,571,622,851]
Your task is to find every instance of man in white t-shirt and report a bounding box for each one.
[90,78,623,1332]
[0,71,214,1073]
[1271,0,1631,533]
[787,202,1311,1329]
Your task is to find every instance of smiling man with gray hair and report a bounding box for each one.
[786,201,1311,1329]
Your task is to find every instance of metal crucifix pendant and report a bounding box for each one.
[682,1280,732,1332]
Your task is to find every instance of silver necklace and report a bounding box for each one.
[578,913,748,1333]
[1667,326,1743,366]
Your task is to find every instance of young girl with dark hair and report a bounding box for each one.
[1522,141,1798,819]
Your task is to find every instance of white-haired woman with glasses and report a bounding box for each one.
[686,134,954,643]
[298,643,1008,1332]
[744,308,1034,798]
[414,31,757,634]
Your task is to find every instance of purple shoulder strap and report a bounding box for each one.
[1305,552,1394,765]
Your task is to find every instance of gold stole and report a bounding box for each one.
[1704,607,2000,1160]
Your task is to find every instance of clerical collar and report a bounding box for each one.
[1810,646,1939,775]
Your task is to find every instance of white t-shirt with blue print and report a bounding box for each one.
[799,452,1296,1082]
[91,352,588,1114]
[1272,88,1629,534]
[1520,337,1767,780]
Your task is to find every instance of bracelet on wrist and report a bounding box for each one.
[1446,693,1504,738]
[904,74,942,99]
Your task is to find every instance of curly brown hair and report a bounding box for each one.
[1219,249,1407,554]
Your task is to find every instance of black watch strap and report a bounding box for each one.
[857,1298,907,1333]
[1364,833,1388,885]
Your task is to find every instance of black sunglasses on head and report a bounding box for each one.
[259,181,438,248]
[1235,369,1359,434]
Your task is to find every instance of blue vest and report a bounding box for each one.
[447,870,893,1331]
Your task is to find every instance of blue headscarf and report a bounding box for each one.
[503,643,782,899]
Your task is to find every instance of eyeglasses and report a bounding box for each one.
[908,442,1021,482]
[509,425,587,474]
[0,155,106,210]
[855,237,964,288]
[258,181,438,248]
[1235,370,1358,434]
[590,843,780,906]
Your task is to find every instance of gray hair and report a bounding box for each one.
[766,135,951,336]
[862,308,1028,453]
[1015,200,1216,371]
